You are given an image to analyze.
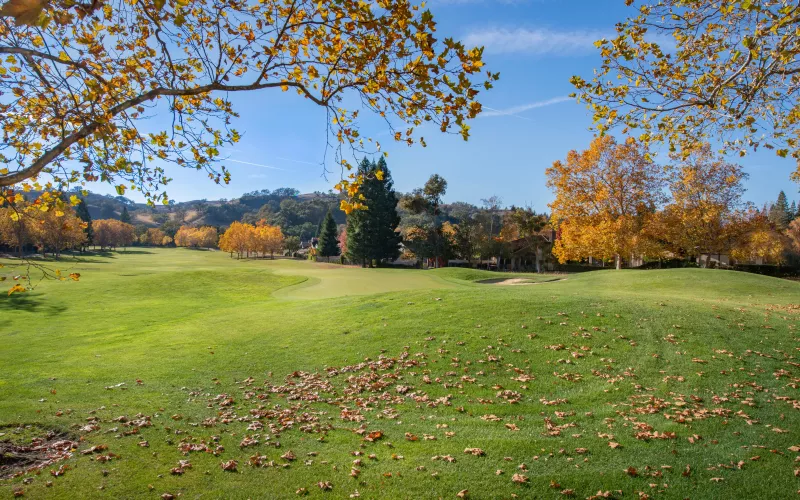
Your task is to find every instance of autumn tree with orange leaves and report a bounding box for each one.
[93,219,135,250]
[253,222,284,259]
[652,144,749,260]
[547,136,668,269]
[0,0,496,216]
[174,226,218,249]
[29,207,87,257]
[218,222,252,259]
[218,221,283,259]
[0,201,86,257]
[729,213,789,265]
[143,228,167,246]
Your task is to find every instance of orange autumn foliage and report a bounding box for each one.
[218,221,284,259]
[93,219,135,249]
[174,226,218,249]
[547,136,668,268]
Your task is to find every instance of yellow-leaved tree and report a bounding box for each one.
[92,219,135,250]
[654,144,748,260]
[253,222,284,260]
[571,0,800,181]
[0,0,496,211]
[174,226,218,249]
[144,228,166,246]
[730,214,789,265]
[218,221,255,259]
[546,136,668,269]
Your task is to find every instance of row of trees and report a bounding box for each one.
[93,220,136,250]
[174,226,218,249]
[141,228,172,247]
[547,137,792,268]
[219,222,295,259]
[0,204,87,257]
[316,158,552,270]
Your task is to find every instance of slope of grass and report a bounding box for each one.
[269,259,459,300]
[1,249,798,499]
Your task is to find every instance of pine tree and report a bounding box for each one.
[74,197,93,249]
[346,157,402,267]
[120,206,132,224]
[789,200,798,222]
[768,191,790,229]
[316,210,340,259]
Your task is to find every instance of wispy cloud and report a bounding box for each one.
[226,158,287,171]
[481,96,572,118]
[276,156,319,167]
[463,27,605,56]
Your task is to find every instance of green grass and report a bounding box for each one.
[1,249,799,499]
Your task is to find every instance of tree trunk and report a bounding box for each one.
[615,254,622,270]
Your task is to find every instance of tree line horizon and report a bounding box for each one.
[2,138,800,277]
[3,0,800,289]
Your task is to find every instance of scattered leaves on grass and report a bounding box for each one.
[220,460,238,472]
[511,473,529,484]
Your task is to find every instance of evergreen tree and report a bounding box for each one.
[120,206,132,224]
[316,210,340,258]
[74,197,93,248]
[768,191,790,229]
[346,157,402,266]
[345,158,373,265]
[790,200,798,222]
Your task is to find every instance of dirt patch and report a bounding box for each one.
[477,277,567,286]
[0,426,77,479]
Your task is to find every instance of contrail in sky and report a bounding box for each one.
[226,158,287,171]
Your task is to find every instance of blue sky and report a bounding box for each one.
[102,0,798,210]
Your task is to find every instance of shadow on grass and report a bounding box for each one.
[0,293,67,315]
[87,249,155,257]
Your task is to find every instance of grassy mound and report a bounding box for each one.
[1,250,798,498]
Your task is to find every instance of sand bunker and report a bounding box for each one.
[477,277,566,286]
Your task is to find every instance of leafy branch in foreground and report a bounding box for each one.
[571,0,800,180]
[0,0,497,213]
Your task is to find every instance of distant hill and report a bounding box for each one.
[64,188,346,241]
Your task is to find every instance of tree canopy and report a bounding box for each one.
[547,136,668,269]
[0,0,496,212]
[571,0,800,181]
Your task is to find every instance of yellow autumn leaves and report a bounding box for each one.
[547,137,787,267]
[0,0,492,215]
[218,221,284,258]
